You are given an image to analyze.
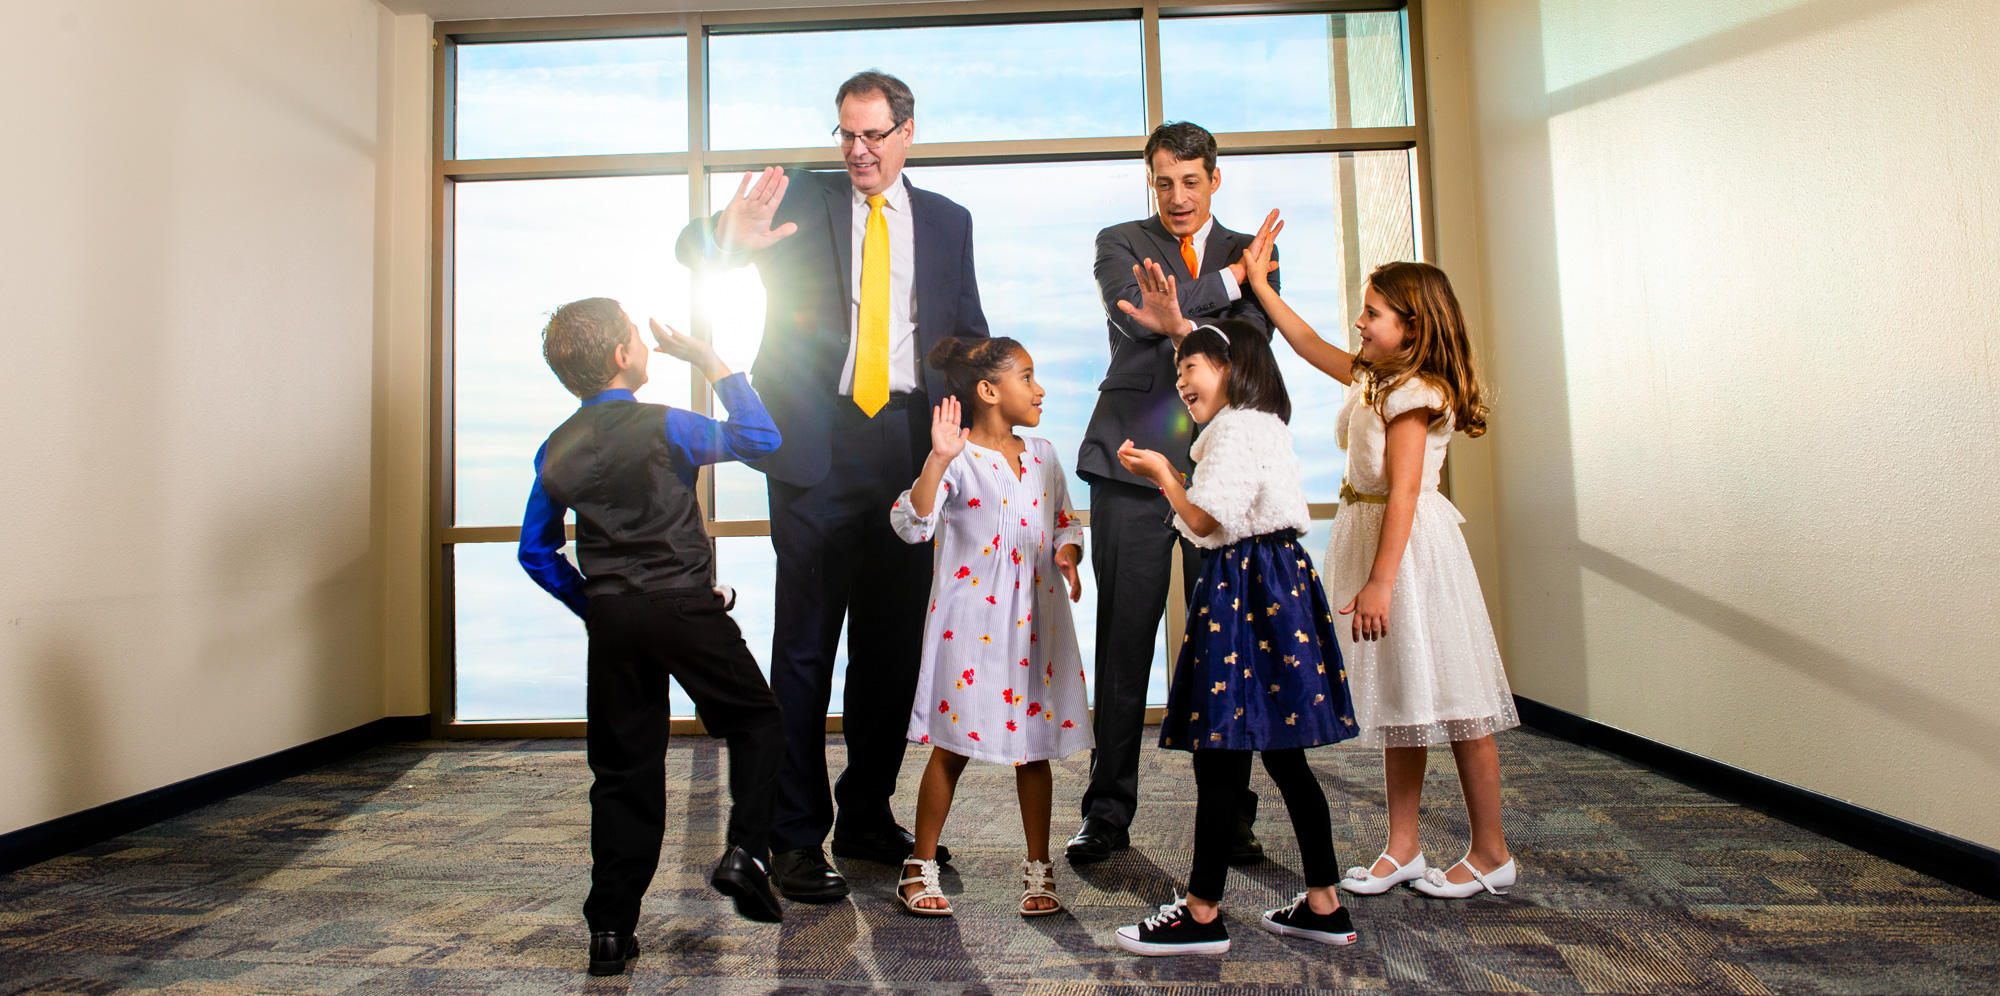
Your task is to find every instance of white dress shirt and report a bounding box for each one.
[839,178,919,395]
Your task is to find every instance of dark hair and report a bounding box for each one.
[1144,121,1217,174]
[1176,318,1291,422]
[541,297,630,398]
[835,70,915,125]
[927,336,1026,411]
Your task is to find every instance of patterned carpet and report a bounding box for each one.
[2,728,1996,995]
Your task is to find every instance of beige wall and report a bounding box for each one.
[0,0,432,836]
[1432,0,2000,846]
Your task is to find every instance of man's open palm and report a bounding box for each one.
[716,166,799,252]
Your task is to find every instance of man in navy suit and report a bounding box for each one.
[675,71,988,903]
[1067,121,1276,865]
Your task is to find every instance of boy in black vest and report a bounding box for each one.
[518,297,786,976]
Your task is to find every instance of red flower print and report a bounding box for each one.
[1029,633,1038,643]
[920,734,930,744]
[985,595,997,604]
[1046,662,1053,678]
[1002,686,1013,703]
[962,668,976,685]
[1011,549,1022,565]
[1027,702,1041,717]
[943,630,954,640]
[1056,509,1071,528]
[1019,657,1030,668]
[1006,720,1018,731]
[1062,720,1075,729]
[939,699,949,713]
[1034,456,1042,463]
[967,498,981,507]
[967,731,981,741]
[953,566,970,579]
[991,534,1001,548]
[893,500,900,508]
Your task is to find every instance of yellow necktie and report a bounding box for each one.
[1179,234,1199,277]
[854,194,891,418]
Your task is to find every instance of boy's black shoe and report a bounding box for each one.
[1261,894,1358,945]
[830,824,952,866]
[771,846,849,903]
[1114,897,1231,956]
[711,846,783,923]
[587,931,639,976]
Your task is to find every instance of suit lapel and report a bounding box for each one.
[1138,216,1194,280]
[908,175,938,338]
[1203,219,1237,275]
[824,175,854,307]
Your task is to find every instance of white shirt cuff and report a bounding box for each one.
[1220,272,1241,302]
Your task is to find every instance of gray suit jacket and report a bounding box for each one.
[1075,215,1277,488]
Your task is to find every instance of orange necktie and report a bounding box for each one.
[1179,234,1199,277]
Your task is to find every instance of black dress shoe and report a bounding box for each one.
[1229,790,1265,866]
[587,931,639,976]
[770,846,849,903]
[711,845,783,923]
[1065,818,1130,865]
[830,824,952,866]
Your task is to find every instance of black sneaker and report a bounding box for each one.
[1114,897,1231,956]
[1260,894,1358,945]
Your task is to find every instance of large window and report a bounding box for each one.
[434,3,1433,731]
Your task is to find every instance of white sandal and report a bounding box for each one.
[895,858,952,916]
[1410,856,1517,898]
[1019,858,1063,917]
[1338,851,1427,895]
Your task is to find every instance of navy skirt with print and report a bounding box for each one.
[1159,530,1358,752]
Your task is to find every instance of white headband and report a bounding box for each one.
[1192,323,1229,346]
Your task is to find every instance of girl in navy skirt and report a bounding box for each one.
[1111,309,1360,957]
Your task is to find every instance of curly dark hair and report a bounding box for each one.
[1144,121,1217,174]
[926,336,1026,412]
[541,297,631,398]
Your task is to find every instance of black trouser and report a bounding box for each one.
[1081,478,1202,828]
[767,396,934,853]
[582,588,784,935]
[1188,749,1340,902]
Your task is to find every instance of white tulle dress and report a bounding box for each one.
[1324,377,1518,749]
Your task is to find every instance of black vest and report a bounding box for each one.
[538,400,712,596]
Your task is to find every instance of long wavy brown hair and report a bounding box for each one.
[1352,261,1489,438]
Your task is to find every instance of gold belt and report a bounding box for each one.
[1340,482,1388,505]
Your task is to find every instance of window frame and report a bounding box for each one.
[429,0,1438,737]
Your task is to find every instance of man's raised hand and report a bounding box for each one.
[1116,257,1191,341]
[715,166,799,253]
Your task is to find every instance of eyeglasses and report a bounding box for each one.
[832,121,908,149]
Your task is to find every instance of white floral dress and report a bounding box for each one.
[892,436,1093,765]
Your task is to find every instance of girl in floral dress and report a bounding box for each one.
[889,336,1091,918]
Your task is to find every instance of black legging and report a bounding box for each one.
[1188,748,1339,901]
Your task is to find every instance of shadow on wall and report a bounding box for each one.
[1577,544,2000,767]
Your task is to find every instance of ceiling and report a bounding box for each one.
[378,0,939,19]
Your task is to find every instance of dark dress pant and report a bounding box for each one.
[768,395,934,853]
[583,588,784,934]
[1080,478,1202,828]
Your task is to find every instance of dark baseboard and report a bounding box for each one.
[1515,695,2000,902]
[0,715,430,876]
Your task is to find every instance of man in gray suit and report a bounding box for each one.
[1068,121,1278,864]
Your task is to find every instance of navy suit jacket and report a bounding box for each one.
[675,169,990,487]
[1076,215,1276,489]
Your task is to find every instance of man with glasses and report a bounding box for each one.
[675,70,989,904]
[1068,120,1277,866]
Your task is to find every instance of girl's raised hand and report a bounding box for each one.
[1340,579,1393,642]
[1115,439,1172,487]
[931,396,971,461]
[1241,209,1284,287]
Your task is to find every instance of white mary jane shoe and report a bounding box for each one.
[1409,857,1516,899]
[1338,852,1427,895]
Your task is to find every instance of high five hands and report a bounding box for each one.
[1240,209,1283,288]
[715,166,800,253]
[649,318,731,381]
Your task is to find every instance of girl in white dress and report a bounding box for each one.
[1242,217,1519,900]
[889,336,1091,918]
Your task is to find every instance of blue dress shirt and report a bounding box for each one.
[517,373,779,618]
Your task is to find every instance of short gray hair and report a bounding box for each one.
[835,70,915,125]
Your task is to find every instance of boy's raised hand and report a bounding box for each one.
[930,395,971,462]
[716,166,799,253]
[649,319,731,381]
